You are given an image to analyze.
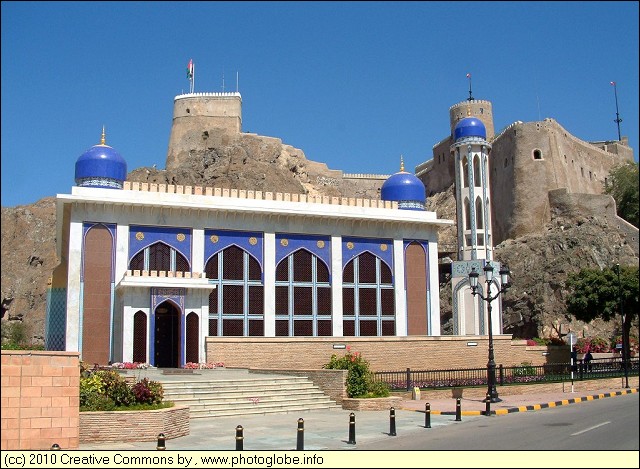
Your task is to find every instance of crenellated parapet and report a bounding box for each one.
[121,181,398,209]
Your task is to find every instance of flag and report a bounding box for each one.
[466,73,471,78]
[610,81,616,86]
[187,59,194,79]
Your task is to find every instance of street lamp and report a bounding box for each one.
[615,263,630,389]
[469,263,510,403]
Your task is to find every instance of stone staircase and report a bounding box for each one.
[155,370,342,418]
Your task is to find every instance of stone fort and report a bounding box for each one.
[164,91,635,265]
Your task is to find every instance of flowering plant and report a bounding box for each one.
[575,337,610,353]
[183,362,224,369]
[110,362,149,369]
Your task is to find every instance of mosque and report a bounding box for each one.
[45,91,505,370]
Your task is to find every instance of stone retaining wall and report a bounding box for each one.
[79,405,190,443]
[1,350,79,450]
[341,396,403,411]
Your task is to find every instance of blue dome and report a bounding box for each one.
[454,117,486,141]
[75,136,127,189]
[381,171,426,211]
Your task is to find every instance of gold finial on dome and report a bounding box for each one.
[400,155,405,172]
[100,126,106,145]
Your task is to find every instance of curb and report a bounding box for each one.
[407,388,638,416]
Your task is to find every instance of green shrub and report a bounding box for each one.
[323,347,389,398]
[79,369,165,411]
[81,393,116,412]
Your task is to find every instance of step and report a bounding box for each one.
[173,394,334,408]
[190,403,343,418]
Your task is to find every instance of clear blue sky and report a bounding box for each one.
[2,1,638,207]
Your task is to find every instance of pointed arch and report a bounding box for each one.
[464,197,472,231]
[475,196,484,229]
[275,248,332,337]
[473,154,481,187]
[462,155,469,188]
[132,310,147,363]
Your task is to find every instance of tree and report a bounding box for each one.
[565,265,639,365]
[604,161,639,228]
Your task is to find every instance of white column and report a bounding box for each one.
[331,235,343,336]
[65,216,84,353]
[393,239,407,336]
[427,234,441,336]
[263,232,276,336]
[192,228,205,274]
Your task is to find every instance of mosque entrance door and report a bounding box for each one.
[154,302,180,368]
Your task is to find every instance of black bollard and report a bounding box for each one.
[51,443,61,450]
[424,402,431,428]
[347,412,356,444]
[156,433,166,451]
[389,407,397,436]
[235,425,244,451]
[296,418,304,450]
[455,397,461,421]
[485,393,491,416]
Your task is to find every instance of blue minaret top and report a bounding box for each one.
[380,157,426,211]
[454,117,486,141]
[75,128,127,189]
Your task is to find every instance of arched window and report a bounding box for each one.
[206,245,264,337]
[132,311,147,363]
[473,155,481,187]
[464,197,472,231]
[342,252,394,336]
[129,242,189,273]
[185,312,199,364]
[462,156,469,188]
[475,197,483,229]
[533,149,543,160]
[275,249,332,337]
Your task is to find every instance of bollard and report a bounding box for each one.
[156,433,166,451]
[347,412,356,445]
[296,418,304,450]
[51,443,61,450]
[485,393,491,416]
[389,407,397,436]
[455,397,461,421]
[235,425,244,451]
[424,402,431,428]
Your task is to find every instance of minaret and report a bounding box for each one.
[450,107,505,336]
[453,108,493,262]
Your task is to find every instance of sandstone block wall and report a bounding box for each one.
[205,337,569,373]
[1,350,79,450]
[79,406,190,443]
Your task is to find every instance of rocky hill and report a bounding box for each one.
[2,131,637,344]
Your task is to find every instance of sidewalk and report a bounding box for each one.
[78,386,638,451]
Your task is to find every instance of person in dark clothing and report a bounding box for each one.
[583,351,593,371]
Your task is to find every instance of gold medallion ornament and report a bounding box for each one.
[380,244,388,252]
[281,239,289,247]
[210,235,219,244]
[317,240,325,248]
[135,232,144,241]
[176,233,185,242]
[346,242,354,250]
[249,237,258,246]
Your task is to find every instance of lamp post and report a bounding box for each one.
[615,263,629,389]
[469,263,510,403]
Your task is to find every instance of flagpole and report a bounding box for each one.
[611,81,622,141]
[467,73,473,101]
[192,62,195,94]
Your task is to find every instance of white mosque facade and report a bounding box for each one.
[46,126,453,367]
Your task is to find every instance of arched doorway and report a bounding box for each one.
[154,301,180,368]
